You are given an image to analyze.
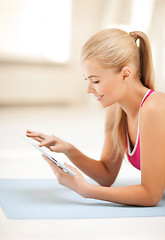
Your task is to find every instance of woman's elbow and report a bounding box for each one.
[99,176,117,187]
[145,193,162,207]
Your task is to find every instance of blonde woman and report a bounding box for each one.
[26,28,165,206]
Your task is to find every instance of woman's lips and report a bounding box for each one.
[96,95,104,101]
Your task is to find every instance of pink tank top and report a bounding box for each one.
[126,89,156,170]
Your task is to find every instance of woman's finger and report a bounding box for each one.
[64,162,78,174]
[64,162,78,170]
[42,154,55,167]
[49,145,58,151]
[26,131,46,139]
[64,162,75,170]
[42,154,64,177]
[39,136,56,147]
[33,137,43,142]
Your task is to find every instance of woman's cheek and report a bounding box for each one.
[97,84,105,94]
[98,84,108,95]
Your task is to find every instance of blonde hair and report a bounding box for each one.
[81,28,155,157]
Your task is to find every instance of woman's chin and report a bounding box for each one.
[100,100,114,108]
[100,102,109,108]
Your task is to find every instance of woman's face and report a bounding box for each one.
[81,58,125,108]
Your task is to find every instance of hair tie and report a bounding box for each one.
[129,32,138,41]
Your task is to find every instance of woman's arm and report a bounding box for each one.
[26,128,122,187]
[84,98,165,206]
[65,127,123,187]
[85,184,157,206]
[64,105,123,186]
[26,107,123,187]
[40,97,165,206]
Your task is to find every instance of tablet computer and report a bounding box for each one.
[30,141,76,176]
[16,132,76,176]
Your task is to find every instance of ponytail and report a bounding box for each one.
[130,31,155,89]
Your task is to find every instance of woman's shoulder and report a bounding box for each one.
[140,90,165,120]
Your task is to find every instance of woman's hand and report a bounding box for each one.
[26,130,72,155]
[42,154,89,197]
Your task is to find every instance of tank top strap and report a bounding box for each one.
[140,89,156,108]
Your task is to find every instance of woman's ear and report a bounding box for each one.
[122,67,131,80]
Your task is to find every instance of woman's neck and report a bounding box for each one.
[119,84,149,121]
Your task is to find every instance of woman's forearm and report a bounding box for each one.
[85,184,159,207]
[65,144,112,186]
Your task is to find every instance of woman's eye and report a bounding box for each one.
[93,81,99,84]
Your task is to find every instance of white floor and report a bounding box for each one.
[0,105,165,240]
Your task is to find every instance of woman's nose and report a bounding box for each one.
[87,83,95,94]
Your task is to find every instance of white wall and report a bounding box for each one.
[0,0,164,106]
[0,0,105,106]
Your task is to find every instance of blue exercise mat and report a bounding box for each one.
[0,179,165,219]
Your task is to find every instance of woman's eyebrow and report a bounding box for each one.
[83,75,100,79]
[87,75,100,78]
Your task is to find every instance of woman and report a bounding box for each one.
[26,28,165,206]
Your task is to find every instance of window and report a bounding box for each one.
[0,0,71,63]
[130,0,155,32]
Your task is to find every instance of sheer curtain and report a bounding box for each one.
[0,0,71,63]
[149,0,165,90]
[101,0,165,91]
